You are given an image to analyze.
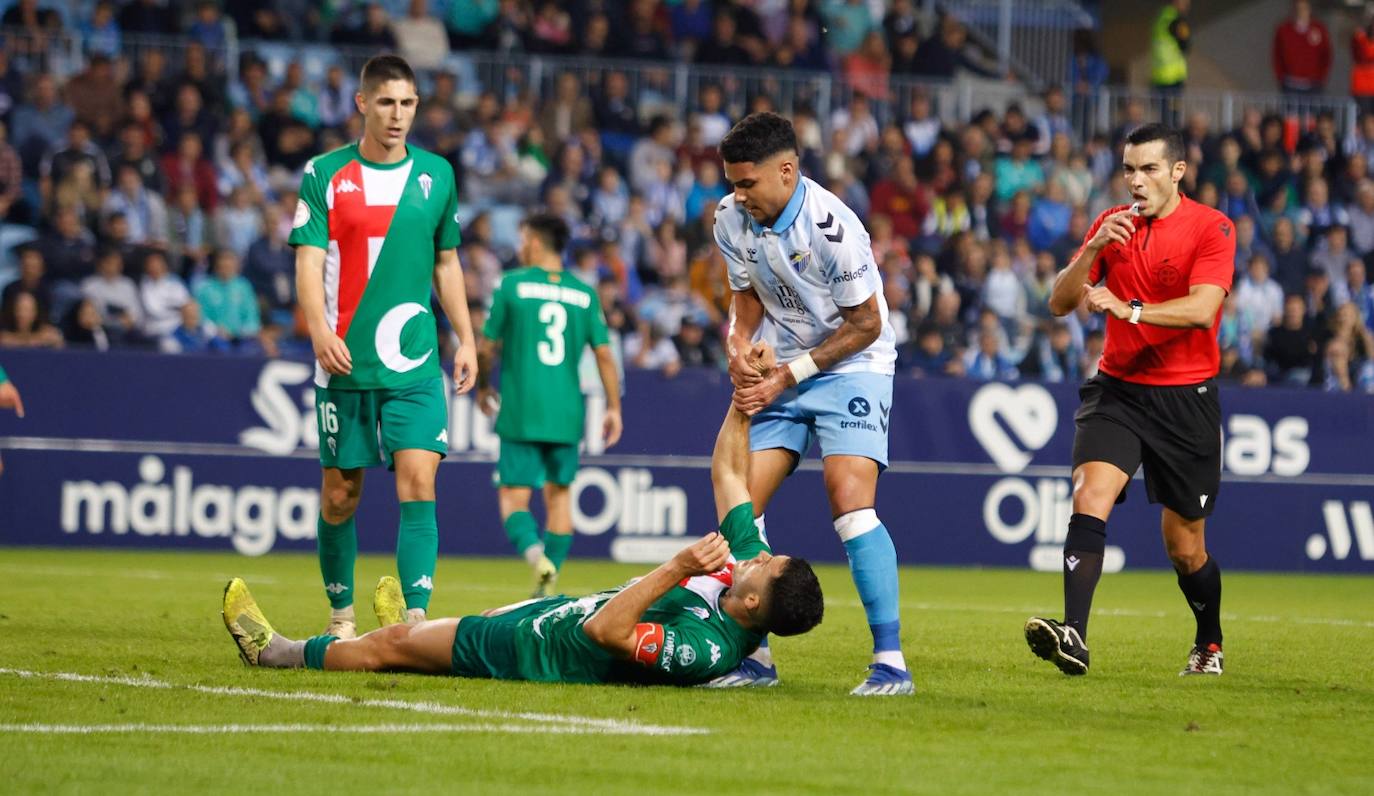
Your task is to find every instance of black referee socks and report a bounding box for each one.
[1176,555,1223,647]
[1063,513,1108,641]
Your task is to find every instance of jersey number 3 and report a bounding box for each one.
[537,301,567,366]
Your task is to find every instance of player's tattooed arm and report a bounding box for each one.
[296,244,352,375]
[582,533,731,659]
[433,248,477,394]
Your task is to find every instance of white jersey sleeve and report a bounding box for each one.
[812,205,880,309]
[714,199,752,292]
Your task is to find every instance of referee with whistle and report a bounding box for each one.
[1024,123,1236,678]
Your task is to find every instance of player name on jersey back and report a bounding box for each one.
[715,176,896,376]
[515,281,592,308]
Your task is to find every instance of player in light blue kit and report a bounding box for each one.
[711,113,911,696]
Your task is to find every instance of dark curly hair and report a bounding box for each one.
[764,557,824,637]
[719,112,798,165]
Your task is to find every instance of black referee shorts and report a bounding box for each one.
[1071,372,1222,520]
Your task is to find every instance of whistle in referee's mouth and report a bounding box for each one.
[1129,202,1142,216]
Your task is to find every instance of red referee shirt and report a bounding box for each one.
[1078,196,1236,385]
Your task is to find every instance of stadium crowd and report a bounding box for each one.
[1,0,1374,393]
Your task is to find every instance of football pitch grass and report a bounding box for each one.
[2,548,1372,794]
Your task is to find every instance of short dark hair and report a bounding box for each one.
[523,212,571,255]
[764,557,824,637]
[1126,123,1186,165]
[719,112,798,165]
[359,54,415,95]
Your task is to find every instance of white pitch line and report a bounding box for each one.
[822,599,1374,629]
[0,669,709,736]
[0,722,650,736]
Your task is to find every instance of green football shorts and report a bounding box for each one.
[314,378,448,470]
[497,438,579,488]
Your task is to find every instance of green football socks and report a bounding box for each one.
[397,500,437,612]
[504,510,541,557]
[543,530,573,571]
[317,515,357,609]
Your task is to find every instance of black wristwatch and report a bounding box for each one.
[1128,299,1144,325]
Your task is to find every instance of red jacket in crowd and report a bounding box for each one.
[1353,26,1374,98]
[1273,17,1332,91]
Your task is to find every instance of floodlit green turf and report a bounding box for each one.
[1,548,1372,794]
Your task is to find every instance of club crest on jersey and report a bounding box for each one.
[418,172,433,199]
[789,250,810,272]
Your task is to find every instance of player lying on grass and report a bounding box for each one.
[222,378,825,685]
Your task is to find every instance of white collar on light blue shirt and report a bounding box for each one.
[749,177,808,236]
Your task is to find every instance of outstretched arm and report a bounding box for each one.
[582,533,731,660]
[433,248,477,394]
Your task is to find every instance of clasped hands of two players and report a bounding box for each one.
[312,331,478,393]
[1079,207,1136,321]
[729,341,785,416]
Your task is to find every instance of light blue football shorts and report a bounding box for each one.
[749,371,892,470]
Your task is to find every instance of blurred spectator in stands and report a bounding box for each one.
[113,122,165,195]
[573,11,612,59]
[589,165,630,231]
[10,73,73,171]
[630,116,677,195]
[119,0,174,35]
[1235,252,1285,343]
[999,191,1032,242]
[214,186,263,260]
[229,58,272,122]
[638,273,711,338]
[218,141,272,206]
[1067,30,1107,132]
[1270,217,1309,294]
[993,137,1044,204]
[1319,335,1372,392]
[907,323,959,377]
[168,184,210,275]
[776,12,829,72]
[625,318,682,377]
[39,206,97,288]
[124,91,164,155]
[927,287,967,354]
[831,93,879,158]
[82,248,141,344]
[1034,87,1073,155]
[525,2,572,55]
[187,2,227,50]
[1354,9,1374,112]
[391,0,449,70]
[278,63,320,131]
[670,0,714,56]
[243,205,295,328]
[1335,256,1373,312]
[684,161,724,225]
[1304,266,1337,332]
[0,289,62,349]
[884,278,912,347]
[162,85,217,159]
[1332,152,1366,208]
[1298,177,1349,244]
[1218,169,1261,224]
[1272,0,1331,95]
[693,84,732,148]
[901,91,941,159]
[641,160,684,227]
[1028,180,1072,252]
[163,299,228,354]
[618,0,669,61]
[196,249,260,345]
[447,0,499,49]
[696,9,752,66]
[963,172,995,242]
[1231,214,1269,273]
[233,0,296,41]
[915,14,994,79]
[104,164,169,249]
[319,66,356,130]
[338,3,398,49]
[964,314,1020,381]
[593,72,641,159]
[130,49,174,119]
[844,30,891,102]
[41,121,111,209]
[1026,321,1081,383]
[1312,224,1353,286]
[1151,0,1191,115]
[869,155,929,243]
[65,54,123,141]
[2,246,50,322]
[80,1,121,58]
[673,316,722,369]
[982,246,1025,329]
[61,298,107,350]
[163,133,219,212]
[139,249,190,343]
[539,74,593,149]
[821,0,874,57]
[1324,302,1374,388]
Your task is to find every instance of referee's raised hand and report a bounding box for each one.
[1086,208,1137,251]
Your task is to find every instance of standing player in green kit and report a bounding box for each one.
[477,213,622,596]
[289,55,479,639]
